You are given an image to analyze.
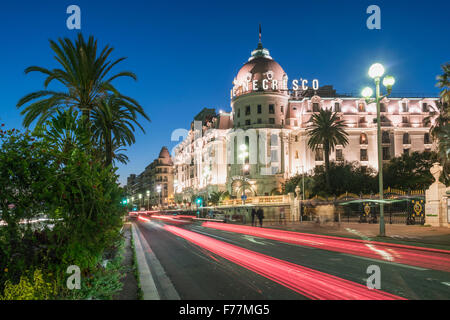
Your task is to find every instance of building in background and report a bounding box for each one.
[126,146,174,209]
[172,39,438,201]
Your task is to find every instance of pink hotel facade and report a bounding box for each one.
[172,41,438,200]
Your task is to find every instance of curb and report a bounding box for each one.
[131,223,160,300]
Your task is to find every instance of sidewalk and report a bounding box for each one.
[113,222,140,300]
[241,221,450,250]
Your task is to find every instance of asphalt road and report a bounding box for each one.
[135,218,450,300]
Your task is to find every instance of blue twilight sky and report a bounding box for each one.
[0,0,449,185]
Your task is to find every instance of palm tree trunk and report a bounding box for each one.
[105,131,113,167]
[324,144,331,194]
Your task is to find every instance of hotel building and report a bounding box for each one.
[172,40,437,202]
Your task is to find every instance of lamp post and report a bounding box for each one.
[131,196,135,210]
[362,63,395,237]
[156,185,162,209]
[146,190,150,210]
[138,193,142,210]
[239,144,249,204]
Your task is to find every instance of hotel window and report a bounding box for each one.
[422,103,429,112]
[315,148,324,161]
[403,133,410,144]
[237,108,240,117]
[358,103,366,112]
[312,103,320,112]
[424,133,431,144]
[281,106,284,113]
[382,131,390,144]
[294,135,298,142]
[382,147,390,160]
[257,118,262,124]
[360,133,368,144]
[271,150,278,162]
[245,105,251,115]
[360,149,368,161]
[401,102,408,112]
[295,150,299,159]
[403,148,410,155]
[257,104,262,114]
[380,103,386,112]
[336,149,343,161]
[334,102,341,112]
[245,119,251,126]
[281,120,284,126]
[269,118,275,124]
[402,116,408,124]
[269,104,275,114]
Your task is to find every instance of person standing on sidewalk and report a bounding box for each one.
[257,207,264,227]
[251,208,257,226]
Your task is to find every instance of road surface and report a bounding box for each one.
[133,216,450,300]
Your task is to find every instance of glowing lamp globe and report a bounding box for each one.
[239,144,247,151]
[368,63,385,79]
[361,87,373,98]
[383,75,395,87]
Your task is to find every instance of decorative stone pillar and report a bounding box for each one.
[425,163,447,227]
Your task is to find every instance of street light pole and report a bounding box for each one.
[146,190,150,211]
[362,63,395,237]
[239,144,249,204]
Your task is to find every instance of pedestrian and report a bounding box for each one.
[257,207,264,227]
[251,208,257,226]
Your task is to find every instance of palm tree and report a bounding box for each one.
[17,33,140,128]
[437,62,450,104]
[208,191,226,206]
[424,99,449,138]
[91,95,149,167]
[307,108,349,193]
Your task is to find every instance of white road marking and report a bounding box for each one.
[340,253,428,271]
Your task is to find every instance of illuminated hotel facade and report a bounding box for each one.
[173,40,438,201]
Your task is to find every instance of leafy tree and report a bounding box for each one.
[437,62,450,104]
[383,151,439,190]
[306,109,349,192]
[17,33,141,128]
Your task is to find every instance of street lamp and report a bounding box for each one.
[361,62,395,237]
[156,185,162,209]
[131,196,135,210]
[138,193,142,210]
[146,190,150,210]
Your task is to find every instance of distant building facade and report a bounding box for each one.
[126,146,174,208]
[172,40,438,201]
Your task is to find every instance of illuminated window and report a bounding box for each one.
[360,133,368,144]
[358,103,366,112]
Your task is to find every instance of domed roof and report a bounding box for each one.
[234,42,287,88]
[158,146,171,159]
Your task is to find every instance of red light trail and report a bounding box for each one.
[201,222,450,272]
[163,225,405,300]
